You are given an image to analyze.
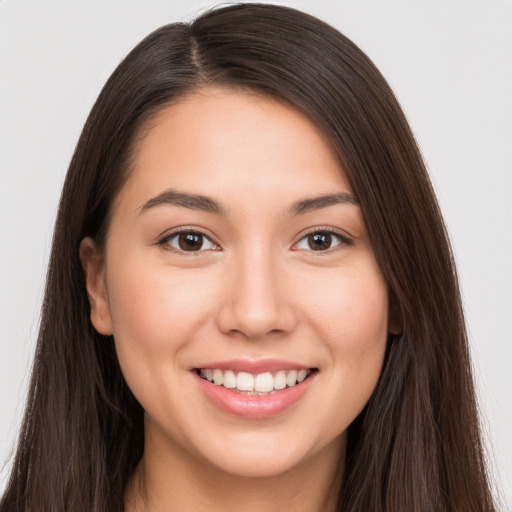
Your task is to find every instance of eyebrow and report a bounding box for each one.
[139,190,228,216]
[139,189,359,216]
[288,192,359,215]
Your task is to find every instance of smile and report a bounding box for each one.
[197,368,312,395]
[193,364,318,419]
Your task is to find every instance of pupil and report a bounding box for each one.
[309,232,331,250]
[179,232,202,251]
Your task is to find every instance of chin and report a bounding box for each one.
[193,429,340,480]
[206,450,308,479]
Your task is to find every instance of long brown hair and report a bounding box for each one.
[1,4,496,511]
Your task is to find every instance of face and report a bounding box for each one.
[81,88,391,479]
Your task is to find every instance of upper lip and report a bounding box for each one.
[193,358,314,374]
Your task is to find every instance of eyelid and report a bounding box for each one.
[291,226,353,252]
[156,226,221,253]
[154,225,352,254]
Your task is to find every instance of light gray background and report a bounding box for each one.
[1,0,511,508]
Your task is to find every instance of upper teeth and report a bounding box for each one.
[199,368,311,393]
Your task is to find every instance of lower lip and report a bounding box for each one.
[193,371,316,419]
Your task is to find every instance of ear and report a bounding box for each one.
[79,237,113,336]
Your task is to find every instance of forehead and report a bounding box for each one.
[118,87,353,215]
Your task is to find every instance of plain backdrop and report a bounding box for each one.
[1,0,511,508]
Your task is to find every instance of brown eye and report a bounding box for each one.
[178,232,203,251]
[163,231,218,252]
[295,230,347,252]
[308,232,332,250]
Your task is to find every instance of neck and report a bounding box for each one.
[125,429,345,512]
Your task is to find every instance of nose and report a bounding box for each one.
[215,245,298,340]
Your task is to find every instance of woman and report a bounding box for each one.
[0,4,497,511]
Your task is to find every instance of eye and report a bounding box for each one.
[294,230,349,252]
[160,230,219,252]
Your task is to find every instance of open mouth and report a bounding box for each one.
[195,368,318,395]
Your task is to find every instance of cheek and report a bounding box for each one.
[303,260,389,348]
[108,255,216,333]
[104,255,221,387]
[332,278,388,378]
[298,260,389,405]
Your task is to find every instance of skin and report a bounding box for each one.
[80,88,395,511]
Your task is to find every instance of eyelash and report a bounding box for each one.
[293,227,352,253]
[157,227,352,254]
[157,228,219,254]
